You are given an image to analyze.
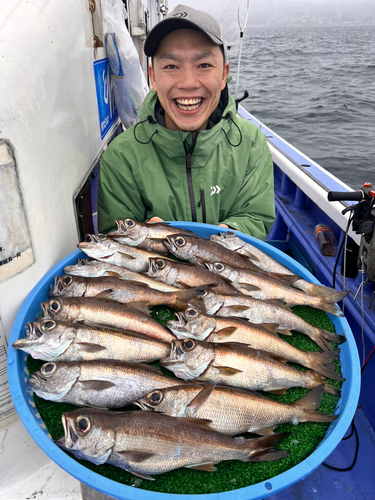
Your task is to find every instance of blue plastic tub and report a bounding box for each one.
[8,223,361,500]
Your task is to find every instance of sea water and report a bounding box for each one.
[228,25,375,189]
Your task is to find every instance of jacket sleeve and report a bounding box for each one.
[220,131,275,240]
[98,147,147,234]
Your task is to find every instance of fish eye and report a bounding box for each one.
[155,259,165,270]
[183,339,195,351]
[63,276,73,286]
[175,236,185,247]
[41,362,57,377]
[49,300,61,312]
[41,320,56,332]
[147,390,163,406]
[185,308,199,319]
[125,219,135,228]
[76,416,91,434]
[97,234,106,240]
[213,263,225,273]
[226,231,236,237]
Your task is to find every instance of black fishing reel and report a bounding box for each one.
[328,183,375,281]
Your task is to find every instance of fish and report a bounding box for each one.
[210,232,342,297]
[135,384,338,436]
[160,339,340,396]
[77,234,174,273]
[146,257,239,295]
[49,275,210,311]
[56,408,290,479]
[107,219,196,254]
[205,261,349,316]
[193,292,345,351]
[13,319,170,363]
[164,233,280,275]
[64,259,180,292]
[41,297,175,343]
[167,308,342,381]
[27,360,183,408]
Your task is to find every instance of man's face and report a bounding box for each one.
[149,29,230,134]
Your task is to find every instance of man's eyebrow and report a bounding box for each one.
[157,51,218,62]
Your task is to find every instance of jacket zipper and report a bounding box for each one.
[184,146,197,222]
[197,189,206,223]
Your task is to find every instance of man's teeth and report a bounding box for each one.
[176,98,202,111]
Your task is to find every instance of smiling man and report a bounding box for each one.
[98,4,275,239]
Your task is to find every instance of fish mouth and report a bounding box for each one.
[175,97,203,112]
[133,401,154,411]
[160,340,183,366]
[60,413,79,448]
[27,373,41,390]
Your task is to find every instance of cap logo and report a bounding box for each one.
[172,12,188,18]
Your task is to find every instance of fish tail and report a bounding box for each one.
[314,300,344,317]
[244,432,290,462]
[294,386,339,422]
[317,327,346,345]
[307,372,341,397]
[173,285,218,310]
[305,351,343,381]
[293,281,342,297]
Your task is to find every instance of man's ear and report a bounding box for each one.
[221,62,230,90]
[148,64,157,92]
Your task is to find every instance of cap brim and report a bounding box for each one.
[144,18,223,57]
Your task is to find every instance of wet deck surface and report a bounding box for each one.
[269,407,375,500]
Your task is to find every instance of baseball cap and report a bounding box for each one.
[144,4,224,57]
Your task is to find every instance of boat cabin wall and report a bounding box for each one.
[0,0,157,350]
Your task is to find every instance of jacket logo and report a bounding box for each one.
[210,185,221,195]
[173,12,188,18]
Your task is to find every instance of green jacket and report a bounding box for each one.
[98,87,275,239]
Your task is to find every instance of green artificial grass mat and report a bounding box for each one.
[25,304,342,495]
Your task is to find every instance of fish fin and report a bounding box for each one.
[125,280,151,288]
[264,388,288,395]
[213,365,243,375]
[214,326,238,340]
[294,385,325,411]
[175,280,193,289]
[317,327,346,345]
[225,305,251,313]
[117,451,156,463]
[245,432,290,461]
[237,283,261,292]
[75,342,107,353]
[185,463,217,471]
[188,384,216,412]
[126,301,152,316]
[257,323,280,335]
[321,290,350,304]
[277,328,293,336]
[119,252,137,260]
[94,289,118,301]
[251,426,276,436]
[235,249,260,262]
[250,450,289,462]
[129,471,155,481]
[181,418,213,429]
[78,380,116,391]
[302,410,338,424]
[106,271,123,278]
[306,352,343,381]
[264,299,289,309]
[270,273,300,284]
[173,285,218,310]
